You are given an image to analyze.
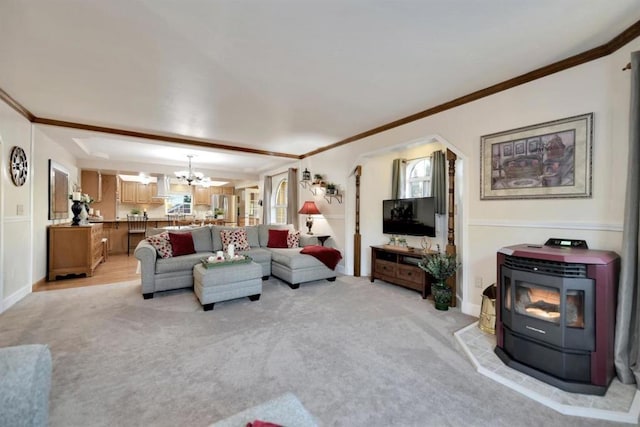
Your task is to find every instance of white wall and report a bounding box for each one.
[301,38,640,316]
[0,101,33,311]
[32,126,79,283]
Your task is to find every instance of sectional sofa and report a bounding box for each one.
[134,224,340,299]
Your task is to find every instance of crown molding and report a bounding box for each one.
[301,18,640,158]
[1,18,638,160]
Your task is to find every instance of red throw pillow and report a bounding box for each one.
[267,229,289,248]
[168,232,196,256]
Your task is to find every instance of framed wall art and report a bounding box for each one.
[480,113,593,200]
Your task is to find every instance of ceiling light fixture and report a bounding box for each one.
[174,155,205,186]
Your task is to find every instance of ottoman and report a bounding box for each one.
[193,262,262,311]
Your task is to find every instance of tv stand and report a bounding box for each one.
[370,245,433,299]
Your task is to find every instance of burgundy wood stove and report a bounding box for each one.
[494,239,620,395]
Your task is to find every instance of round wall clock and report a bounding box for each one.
[9,146,28,186]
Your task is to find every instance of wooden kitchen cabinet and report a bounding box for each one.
[48,224,104,280]
[120,182,162,205]
[136,183,152,203]
[194,186,211,205]
[121,181,137,203]
[91,174,118,219]
[81,170,102,202]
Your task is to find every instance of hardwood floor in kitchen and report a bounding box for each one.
[34,254,140,292]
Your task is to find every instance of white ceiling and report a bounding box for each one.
[1,0,639,180]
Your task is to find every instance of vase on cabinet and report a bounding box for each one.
[71,201,83,226]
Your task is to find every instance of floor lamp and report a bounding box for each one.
[298,201,321,234]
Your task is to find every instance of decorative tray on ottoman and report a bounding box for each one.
[200,255,253,269]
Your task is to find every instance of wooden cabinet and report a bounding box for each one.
[120,182,162,205]
[370,245,433,299]
[48,224,104,280]
[81,170,102,202]
[136,183,153,203]
[91,174,118,219]
[194,186,211,205]
[121,181,137,203]
[223,186,235,195]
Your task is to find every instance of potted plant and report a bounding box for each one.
[313,173,323,184]
[326,183,337,195]
[214,208,224,219]
[419,251,460,310]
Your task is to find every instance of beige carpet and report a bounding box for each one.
[0,276,631,426]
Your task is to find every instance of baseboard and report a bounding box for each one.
[462,300,481,317]
[1,283,31,314]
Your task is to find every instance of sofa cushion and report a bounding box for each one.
[221,228,250,251]
[240,248,272,266]
[287,230,300,248]
[267,229,289,248]
[146,232,173,258]
[245,226,260,248]
[169,232,196,256]
[258,224,293,247]
[269,248,328,269]
[155,252,210,274]
[168,226,213,253]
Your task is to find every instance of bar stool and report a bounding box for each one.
[127,215,148,256]
[101,237,108,263]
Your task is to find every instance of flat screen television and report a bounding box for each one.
[382,197,436,237]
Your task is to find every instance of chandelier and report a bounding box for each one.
[174,155,205,185]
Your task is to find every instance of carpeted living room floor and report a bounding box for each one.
[0,275,630,427]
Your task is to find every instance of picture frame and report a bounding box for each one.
[480,113,593,200]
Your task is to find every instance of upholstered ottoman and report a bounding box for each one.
[193,262,262,311]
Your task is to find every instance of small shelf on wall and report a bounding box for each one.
[324,192,342,204]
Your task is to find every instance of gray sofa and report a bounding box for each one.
[134,224,339,299]
[0,344,52,427]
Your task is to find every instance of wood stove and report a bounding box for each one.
[494,240,620,395]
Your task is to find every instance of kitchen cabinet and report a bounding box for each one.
[91,174,118,219]
[121,181,137,203]
[194,186,211,205]
[81,170,102,202]
[121,182,163,205]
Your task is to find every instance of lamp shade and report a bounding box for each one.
[298,201,321,215]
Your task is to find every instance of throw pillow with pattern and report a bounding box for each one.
[287,230,301,248]
[220,228,250,251]
[146,231,173,258]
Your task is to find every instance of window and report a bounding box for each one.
[165,194,192,214]
[273,178,288,224]
[405,157,432,198]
